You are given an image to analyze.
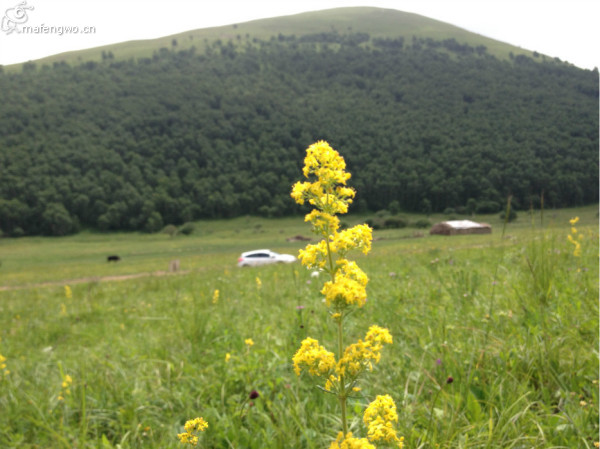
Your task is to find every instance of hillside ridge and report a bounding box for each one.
[4,7,539,69]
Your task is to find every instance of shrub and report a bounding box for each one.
[443,207,456,215]
[413,218,431,229]
[143,211,163,233]
[179,222,195,235]
[11,226,25,237]
[162,224,178,237]
[388,200,400,215]
[383,217,407,228]
[364,219,382,230]
[475,200,501,214]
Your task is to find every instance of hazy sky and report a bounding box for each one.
[0,0,598,70]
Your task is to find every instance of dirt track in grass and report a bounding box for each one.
[0,269,193,291]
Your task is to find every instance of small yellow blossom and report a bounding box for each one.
[325,374,339,392]
[567,217,582,256]
[336,326,392,378]
[212,289,219,304]
[330,225,372,256]
[256,277,262,289]
[178,417,208,446]
[0,354,8,378]
[567,234,581,257]
[62,374,73,389]
[363,395,403,446]
[329,431,375,449]
[293,337,336,377]
[321,260,369,308]
[64,285,72,299]
[60,303,67,316]
[58,373,72,400]
[225,353,231,362]
[245,338,254,347]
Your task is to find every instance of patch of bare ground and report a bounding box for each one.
[0,269,192,291]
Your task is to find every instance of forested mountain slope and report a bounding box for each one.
[0,9,598,236]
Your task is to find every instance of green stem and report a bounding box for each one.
[322,202,347,437]
[423,385,443,446]
[337,317,347,437]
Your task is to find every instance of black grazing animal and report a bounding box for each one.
[107,255,121,262]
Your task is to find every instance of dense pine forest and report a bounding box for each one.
[0,28,598,236]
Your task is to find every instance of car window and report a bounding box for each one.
[247,253,269,258]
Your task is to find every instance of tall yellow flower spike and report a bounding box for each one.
[291,141,402,446]
[568,216,582,257]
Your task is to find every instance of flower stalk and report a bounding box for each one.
[291,141,403,448]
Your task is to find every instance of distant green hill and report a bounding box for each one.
[5,7,541,70]
[0,7,598,236]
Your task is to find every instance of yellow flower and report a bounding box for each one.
[293,337,336,377]
[363,395,402,446]
[178,417,208,446]
[304,209,340,235]
[298,240,329,269]
[60,303,67,316]
[567,234,581,257]
[291,141,353,216]
[255,277,262,289]
[291,181,311,205]
[569,216,579,225]
[225,353,231,362]
[331,225,372,256]
[184,417,208,433]
[329,431,375,449]
[325,374,339,392]
[245,338,254,347]
[62,374,72,389]
[321,260,369,308]
[64,285,72,299]
[336,326,392,378]
[212,289,219,304]
[0,354,8,378]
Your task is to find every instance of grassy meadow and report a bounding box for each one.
[0,206,598,448]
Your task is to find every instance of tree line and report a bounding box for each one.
[0,32,597,236]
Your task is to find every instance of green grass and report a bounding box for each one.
[3,7,538,72]
[0,206,598,448]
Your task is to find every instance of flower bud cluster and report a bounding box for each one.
[291,141,372,314]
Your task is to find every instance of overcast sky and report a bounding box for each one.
[0,0,598,70]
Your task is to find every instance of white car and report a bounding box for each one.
[237,249,297,267]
